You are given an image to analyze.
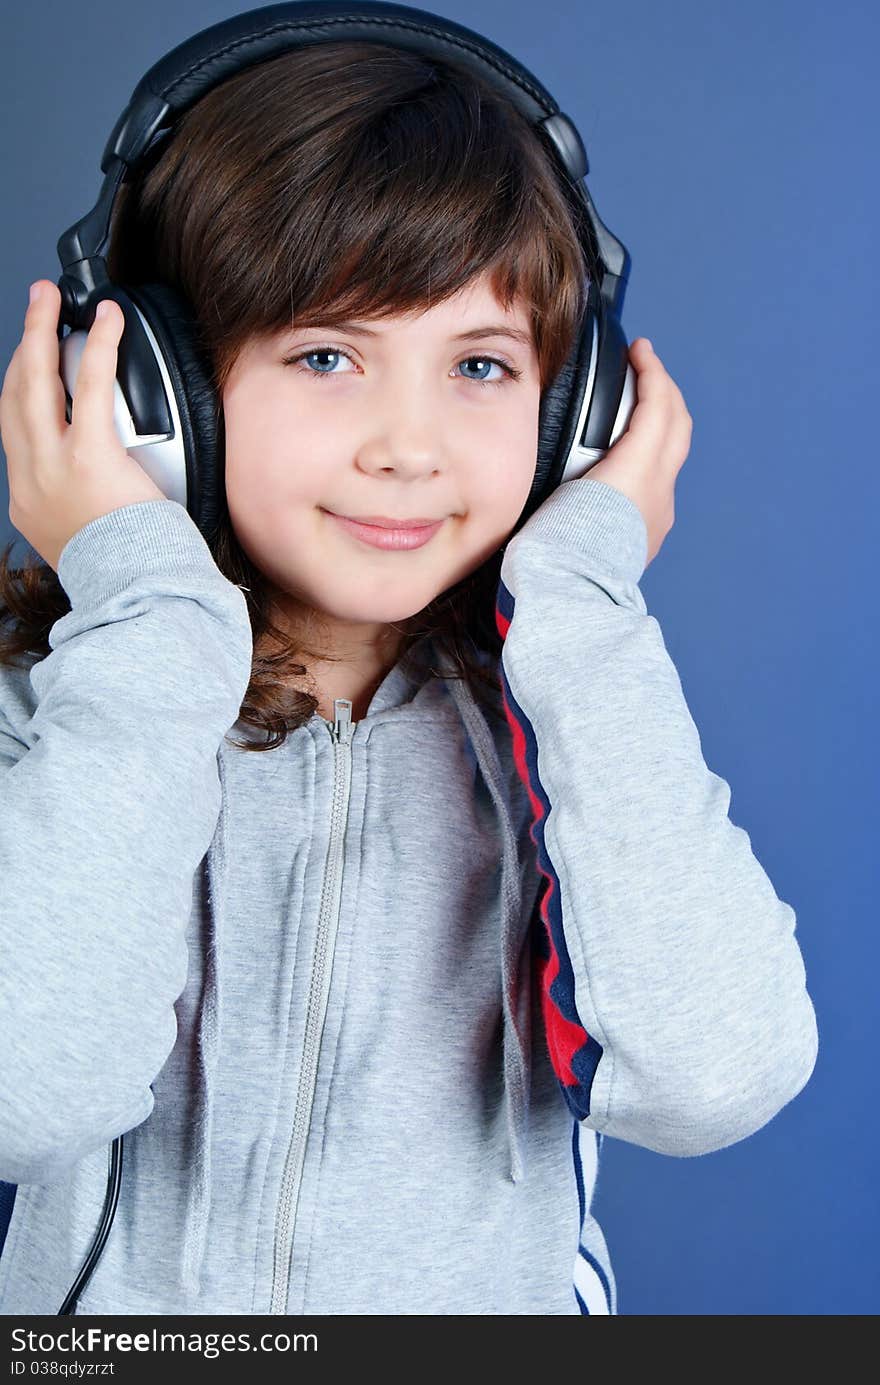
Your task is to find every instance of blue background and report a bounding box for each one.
[1,0,876,1315]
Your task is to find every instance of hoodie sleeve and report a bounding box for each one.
[496,477,818,1158]
[0,500,253,1184]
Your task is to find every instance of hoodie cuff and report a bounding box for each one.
[506,477,648,586]
[56,500,223,610]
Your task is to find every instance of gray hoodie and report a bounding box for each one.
[0,476,818,1315]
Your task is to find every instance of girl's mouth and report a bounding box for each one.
[325,512,445,551]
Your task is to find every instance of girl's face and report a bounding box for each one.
[222,271,542,658]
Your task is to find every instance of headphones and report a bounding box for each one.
[52,0,637,1315]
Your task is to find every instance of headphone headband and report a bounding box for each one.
[58,1,630,324]
[105,1,570,170]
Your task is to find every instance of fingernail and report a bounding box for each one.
[643,338,653,351]
[29,282,42,305]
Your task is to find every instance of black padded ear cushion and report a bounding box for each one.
[122,279,227,545]
[509,293,600,540]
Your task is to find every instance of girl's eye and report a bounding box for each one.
[281,346,522,389]
[454,355,522,387]
[282,347,356,380]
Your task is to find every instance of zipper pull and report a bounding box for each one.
[333,698,353,744]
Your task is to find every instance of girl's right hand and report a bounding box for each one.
[585,338,693,568]
[0,279,167,575]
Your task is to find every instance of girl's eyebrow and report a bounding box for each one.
[452,325,533,348]
[291,321,533,348]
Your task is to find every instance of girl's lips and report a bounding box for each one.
[326,511,445,550]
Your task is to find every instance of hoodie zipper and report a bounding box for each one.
[269,697,354,1314]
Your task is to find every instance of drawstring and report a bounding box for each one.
[180,747,229,1301]
[179,655,532,1299]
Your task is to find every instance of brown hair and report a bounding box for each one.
[0,40,594,750]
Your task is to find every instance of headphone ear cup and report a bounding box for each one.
[512,302,597,538]
[123,280,227,545]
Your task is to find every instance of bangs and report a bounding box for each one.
[275,64,576,336]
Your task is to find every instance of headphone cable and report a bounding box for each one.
[57,1135,124,1315]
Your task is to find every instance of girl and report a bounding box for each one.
[0,32,817,1316]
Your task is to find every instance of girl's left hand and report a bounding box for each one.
[585,338,693,568]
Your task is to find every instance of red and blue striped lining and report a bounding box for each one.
[496,578,604,1122]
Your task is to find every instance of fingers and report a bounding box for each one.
[19,281,67,435]
[629,338,670,404]
[2,281,126,482]
[629,336,692,424]
[626,337,670,439]
[67,295,124,444]
[629,337,666,380]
